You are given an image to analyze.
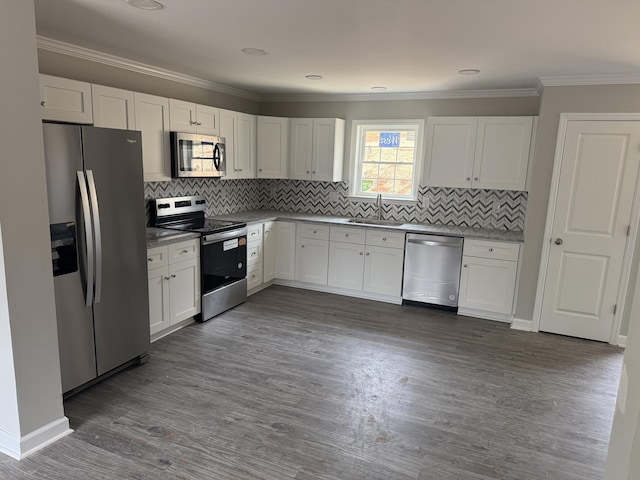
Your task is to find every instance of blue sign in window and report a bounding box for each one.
[379,132,400,148]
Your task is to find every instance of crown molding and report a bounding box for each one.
[261,87,541,103]
[36,36,262,102]
[539,73,640,87]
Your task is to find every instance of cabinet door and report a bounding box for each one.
[195,104,220,136]
[423,117,476,188]
[328,242,365,290]
[148,266,170,336]
[275,221,296,280]
[39,74,93,124]
[169,258,201,324]
[263,221,276,282]
[473,117,533,191]
[458,256,517,314]
[289,118,313,180]
[92,85,135,130]
[312,118,344,182]
[169,99,196,133]
[236,113,256,179]
[220,109,238,179]
[257,116,289,178]
[134,93,171,182]
[295,238,329,285]
[363,245,404,297]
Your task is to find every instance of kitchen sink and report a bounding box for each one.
[347,218,405,227]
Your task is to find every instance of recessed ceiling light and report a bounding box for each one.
[371,86,388,91]
[242,48,268,56]
[459,69,481,75]
[305,75,324,80]
[124,0,163,10]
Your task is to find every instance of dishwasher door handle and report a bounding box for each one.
[407,239,462,247]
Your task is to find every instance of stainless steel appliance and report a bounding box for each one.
[153,196,247,321]
[402,233,464,308]
[171,132,225,178]
[43,123,150,395]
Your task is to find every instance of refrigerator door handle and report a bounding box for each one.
[77,171,94,307]
[86,170,103,304]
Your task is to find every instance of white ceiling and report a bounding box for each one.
[33,0,640,99]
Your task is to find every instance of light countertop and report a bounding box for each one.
[210,210,524,243]
[146,227,200,248]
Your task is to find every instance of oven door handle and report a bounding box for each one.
[202,227,248,245]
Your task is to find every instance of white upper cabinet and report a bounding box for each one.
[220,109,256,180]
[472,117,533,191]
[91,85,135,130]
[39,74,93,124]
[134,93,171,182]
[219,109,237,179]
[257,116,290,179]
[169,99,219,136]
[424,116,534,191]
[290,118,345,182]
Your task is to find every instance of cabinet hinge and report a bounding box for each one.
[614,304,618,315]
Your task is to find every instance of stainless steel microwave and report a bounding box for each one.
[171,132,226,178]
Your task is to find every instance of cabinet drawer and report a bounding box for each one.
[297,222,330,240]
[147,246,168,269]
[247,223,263,243]
[330,226,366,245]
[366,230,405,249]
[247,244,261,265]
[168,239,199,264]
[248,264,263,290]
[463,239,520,261]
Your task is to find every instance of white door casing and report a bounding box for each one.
[538,118,640,342]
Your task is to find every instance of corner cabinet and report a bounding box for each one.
[39,74,93,124]
[147,239,201,341]
[290,118,345,182]
[134,93,172,182]
[458,239,520,322]
[423,116,534,191]
[257,116,289,178]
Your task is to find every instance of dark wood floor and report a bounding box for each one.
[0,286,624,479]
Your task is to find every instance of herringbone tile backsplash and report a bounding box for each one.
[145,179,526,230]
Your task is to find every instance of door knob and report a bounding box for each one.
[555,238,563,245]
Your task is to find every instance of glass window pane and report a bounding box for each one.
[361,179,376,192]
[397,148,414,163]
[378,179,394,194]
[396,164,413,180]
[394,180,413,195]
[380,148,398,162]
[379,164,396,179]
[365,146,381,161]
[362,163,379,178]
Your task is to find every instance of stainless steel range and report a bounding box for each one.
[153,196,248,321]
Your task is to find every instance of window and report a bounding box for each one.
[351,120,424,201]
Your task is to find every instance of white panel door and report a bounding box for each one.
[134,93,171,182]
[92,85,135,130]
[540,120,640,341]
[263,221,276,282]
[363,245,404,297]
[312,118,340,182]
[148,266,170,336]
[459,257,517,314]
[275,222,296,280]
[423,117,476,188]
[39,74,93,124]
[290,118,314,180]
[195,104,219,136]
[169,99,197,133]
[220,109,238,179]
[169,258,200,324]
[295,238,329,285]
[257,116,289,178]
[473,117,533,191]
[328,242,365,290]
[236,113,256,179]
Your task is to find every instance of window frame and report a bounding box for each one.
[349,119,425,203]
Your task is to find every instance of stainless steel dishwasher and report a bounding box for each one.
[402,233,463,308]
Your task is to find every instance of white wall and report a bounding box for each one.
[0,0,69,459]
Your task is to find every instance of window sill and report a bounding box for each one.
[347,195,418,206]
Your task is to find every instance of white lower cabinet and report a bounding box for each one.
[458,239,520,321]
[147,239,200,340]
[327,226,405,299]
[263,222,276,282]
[295,223,330,285]
[247,223,264,292]
[275,221,296,280]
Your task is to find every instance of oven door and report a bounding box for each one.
[201,228,247,293]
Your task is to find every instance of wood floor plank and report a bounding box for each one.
[0,285,623,479]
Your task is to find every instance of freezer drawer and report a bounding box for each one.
[402,233,463,307]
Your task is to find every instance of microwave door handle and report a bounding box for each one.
[213,143,221,171]
[77,171,94,307]
[86,170,102,304]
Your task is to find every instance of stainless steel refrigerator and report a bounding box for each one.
[43,123,149,395]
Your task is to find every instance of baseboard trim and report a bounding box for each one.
[273,279,402,305]
[511,317,534,332]
[0,417,72,460]
[618,335,627,348]
[457,307,513,323]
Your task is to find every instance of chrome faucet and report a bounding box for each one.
[375,192,383,220]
